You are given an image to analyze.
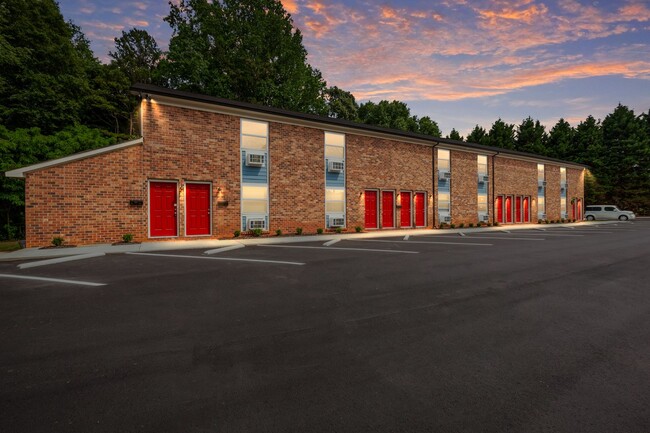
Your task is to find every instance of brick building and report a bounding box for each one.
[6,84,586,247]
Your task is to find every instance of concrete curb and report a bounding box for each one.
[17,253,106,269]
[0,220,623,262]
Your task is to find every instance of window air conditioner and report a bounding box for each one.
[439,170,451,180]
[246,153,264,167]
[481,214,489,222]
[328,161,344,173]
[330,217,345,227]
[248,218,266,230]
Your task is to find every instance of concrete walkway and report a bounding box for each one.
[0,221,619,262]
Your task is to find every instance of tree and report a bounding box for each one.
[0,0,88,133]
[487,118,515,149]
[516,116,547,155]
[417,116,441,137]
[466,125,489,146]
[547,118,574,159]
[324,86,358,121]
[447,128,463,141]
[109,28,162,84]
[159,0,327,114]
[600,104,650,213]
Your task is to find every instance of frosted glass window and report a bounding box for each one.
[326,202,345,213]
[241,135,267,150]
[538,197,545,212]
[439,192,450,202]
[560,167,566,182]
[537,164,545,181]
[241,119,268,137]
[325,146,345,159]
[325,132,345,146]
[477,155,488,174]
[438,149,450,171]
[326,189,345,201]
[242,201,267,213]
[242,185,268,200]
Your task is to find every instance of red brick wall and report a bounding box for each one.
[493,158,538,222]
[25,145,146,247]
[142,102,241,238]
[347,136,433,229]
[450,151,478,225]
[567,167,585,208]
[269,124,324,233]
[545,165,561,221]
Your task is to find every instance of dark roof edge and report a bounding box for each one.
[131,83,589,169]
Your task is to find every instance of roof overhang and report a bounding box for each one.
[5,137,143,179]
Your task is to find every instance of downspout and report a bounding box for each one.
[492,151,499,224]
[432,142,439,228]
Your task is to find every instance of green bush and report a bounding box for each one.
[459,223,465,228]
[122,233,133,243]
[234,230,241,237]
[316,228,323,234]
[487,222,493,227]
[355,226,362,233]
[51,236,64,247]
[296,227,303,235]
[468,223,474,228]
[251,228,263,237]
[335,227,343,233]
[275,229,282,236]
[450,223,456,229]
[494,221,499,226]
[538,219,542,224]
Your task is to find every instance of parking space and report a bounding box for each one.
[1,220,649,432]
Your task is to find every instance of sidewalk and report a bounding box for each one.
[0,221,617,262]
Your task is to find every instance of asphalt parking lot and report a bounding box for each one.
[1,221,649,432]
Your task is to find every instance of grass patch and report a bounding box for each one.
[0,241,21,252]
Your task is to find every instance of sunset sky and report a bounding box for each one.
[59,0,650,136]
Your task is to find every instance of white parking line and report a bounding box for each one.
[472,232,584,237]
[420,235,544,241]
[126,252,305,266]
[204,244,245,255]
[357,239,493,246]
[323,239,340,246]
[17,253,106,269]
[258,244,419,254]
[403,235,410,241]
[0,274,106,287]
[546,229,613,233]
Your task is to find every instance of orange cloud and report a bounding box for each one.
[282,0,299,14]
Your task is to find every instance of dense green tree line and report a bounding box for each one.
[0,0,647,240]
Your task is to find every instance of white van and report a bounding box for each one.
[583,205,636,221]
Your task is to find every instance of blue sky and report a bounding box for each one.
[60,0,650,137]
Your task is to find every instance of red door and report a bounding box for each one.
[577,199,582,220]
[515,196,522,223]
[414,192,425,227]
[400,192,411,227]
[523,197,530,222]
[381,191,394,228]
[364,190,378,229]
[495,196,503,223]
[505,196,513,223]
[186,183,211,236]
[150,181,177,237]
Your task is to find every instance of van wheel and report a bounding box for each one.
[586,215,595,221]
[618,215,628,221]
